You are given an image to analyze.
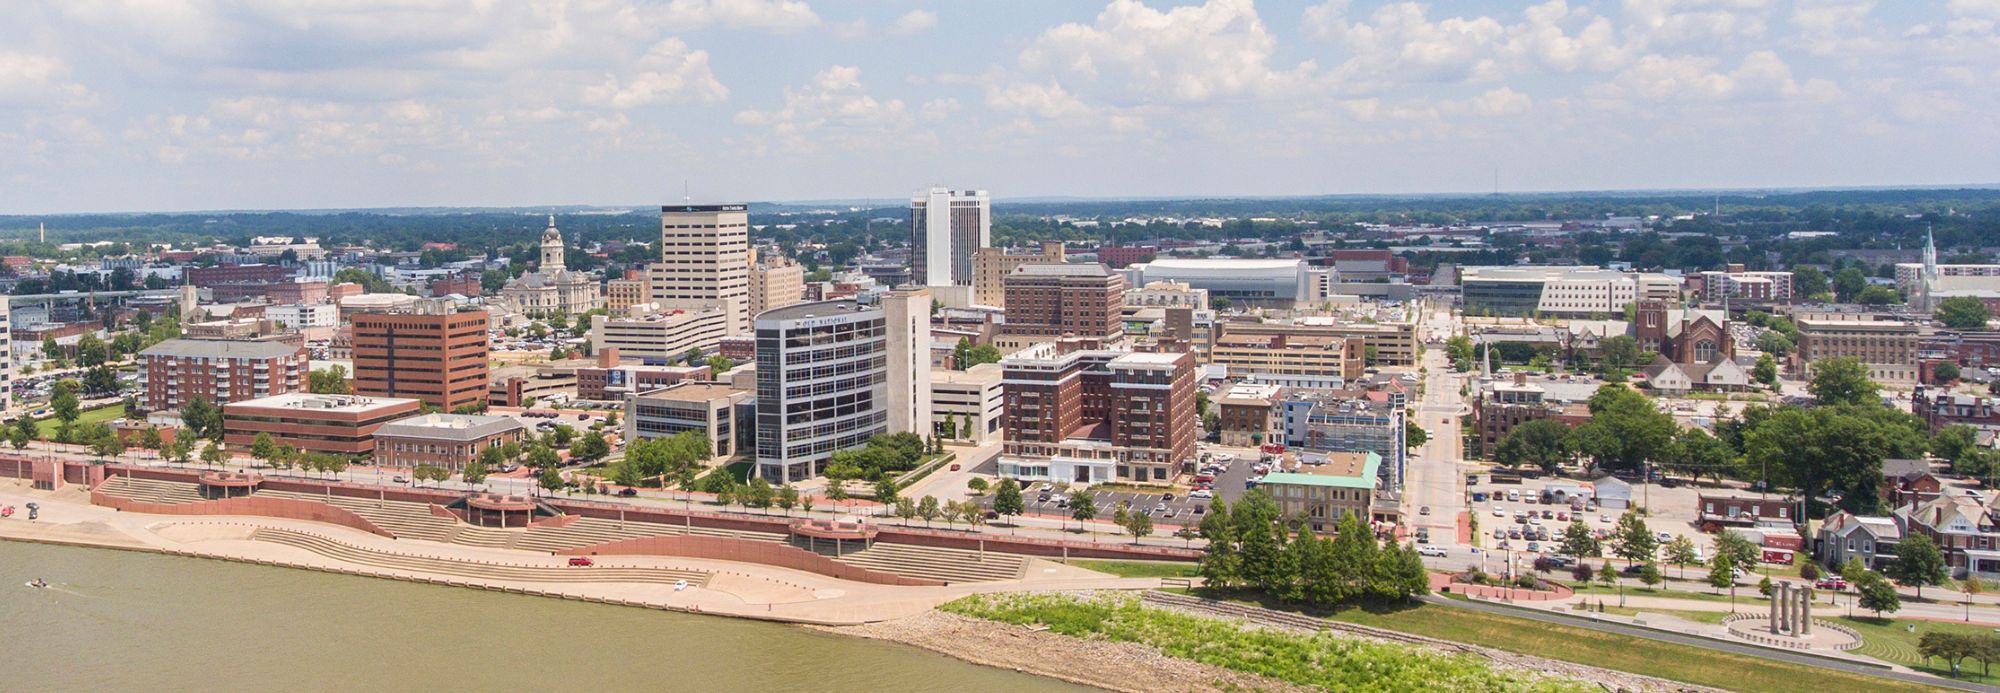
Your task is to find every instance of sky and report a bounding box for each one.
[1,0,1997,214]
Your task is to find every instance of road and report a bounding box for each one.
[1430,595,2000,693]
[1403,298,1470,544]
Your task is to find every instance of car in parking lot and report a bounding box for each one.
[1526,542,1540,552]
[1188,489,1213,499]
[1493,528,1505,539]
[1656,532,1673,543]
[1419,506,1430,515]
[1492,506,1505,517]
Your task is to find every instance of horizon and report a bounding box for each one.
[5,1,1998,214]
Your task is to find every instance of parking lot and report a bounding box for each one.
[1462,473,1713,558]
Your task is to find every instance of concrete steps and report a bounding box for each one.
[793,538,1026,583]
[248,527,709,586]
[98,476,205,505]
[449,524,521,550]
[513,517,788,554]
[254,489,457,542]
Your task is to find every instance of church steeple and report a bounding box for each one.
[540,214,565,273]
[1918,224,1939,312]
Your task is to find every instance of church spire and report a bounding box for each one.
[1919,224,1940,312]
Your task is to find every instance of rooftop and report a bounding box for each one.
[141,338,300,360]
[1010,263,1113,277]
[635,381,751,403]
[376,413,525,442]
[1261,451,1381,489]
[225,392,422,413]
[1142,257,1304,271]
[757,299,872,323]
[933,362,1004,386]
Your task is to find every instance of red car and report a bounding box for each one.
[568,557,594,567]
[1815,577,1848,590]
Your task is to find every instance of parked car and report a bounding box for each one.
[1656,532,1673,543]
[1419,505,1431,515]
[1815,577,1849,590]
[1188,489,1214,499]
[567,557,594,567]
[618,488,638,497]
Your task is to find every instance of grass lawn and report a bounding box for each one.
[1183,589,1936,693]
[33,404,127,439]
[1837,615,2000,685]
[1069,559,1199,579]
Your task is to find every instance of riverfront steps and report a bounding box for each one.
[101,479,1030,584]
[248,527,712,587]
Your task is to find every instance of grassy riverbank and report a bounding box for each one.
[1068,559,1200,579]
[940,592,1594,692]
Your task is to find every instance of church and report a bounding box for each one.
[499,215,602,315]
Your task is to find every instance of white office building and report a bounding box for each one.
[753,299,894,483]
[910,187,990,288]
[652,204,752,336]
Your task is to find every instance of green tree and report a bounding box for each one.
[872,478,900,507]
[1197,500,1239,588]
[1664,427,1733,484]
[165,437,193,466]
[8,423,32,450]
[1638,562,1663,590]
[1832,267,1867,302]
[1856,570,1902,616]
[1233,491,1284,591]
[776,484,799,515]
[1612,513,1659,564]
[1754,330,1793,357]
[1793,265,1829,298]
[1938,296,1993,330]
[51,387,81,427]
[250,432,278,463]
[1495,419,1572,471]
[1067,488,1097,530]
[1599,335,1641,371]
[1707,554,1734,594]
[1752,353,1778,386]
[1663,535,1700,579]
[1713,529,1761,571]
[1124,508,1153,544]
[1559,519,1599,558]
[1809,357,1879,406]
[138,426,164,452]
[967,477,989,495]
[992,479,1024,528]
[83,365,118,394]
[310,364,352,394]
[1568,385,1674,473]
[527,442,560,471]
[1935,362,1962,384]
[1404,421,1428,450]
[181,396,222,440]
[74,333,108,367]
[893,496,917,525]
[571,431,609,461]
[1888,534,1949,599]
[200,441,228,468]
[916,495,941,526]
[462,456,489,486]
[1935,424,1981,467]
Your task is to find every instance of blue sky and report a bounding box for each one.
[1,0,1996,213]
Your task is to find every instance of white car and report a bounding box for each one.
[1492,506,1505,517]
[1418,545,1449,558]
[1188,489,1214,499]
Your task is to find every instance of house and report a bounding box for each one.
[1697,494,1795,532]
[1881,458,1946,508]
[1899,492,2000,579]
[1817,510,1901,571]
[1640,354,1752,393]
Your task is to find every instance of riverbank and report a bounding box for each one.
[0,479,1158,627]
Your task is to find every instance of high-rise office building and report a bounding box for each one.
[747,247,805,317]
[351,299,490,411]
[910,187,990,288]
[997,349,1197,484]
[652,204,752,336]
[753,291,927,483]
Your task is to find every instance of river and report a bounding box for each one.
[0,541,1086,691]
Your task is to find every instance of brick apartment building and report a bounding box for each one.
[352,300,490,411]
[137,339,309,411]
[429,273,482,298]
[997,349,1196,483]
[222,393,423,456]
[185,263,294,288]
[1000,263,1125,342]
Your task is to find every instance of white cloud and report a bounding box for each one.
[1015,0,1313,104]
[734,66,913,153]
[889,10,938,36]
[1621,0,1776,45]
[1303,1,1631,90]
[0,51,96,107]
[918,97,961,121]
[1466,86,1534,116]
[583,38,728,108]
[1596,49,1839,102]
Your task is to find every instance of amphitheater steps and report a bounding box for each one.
[97,476,206,505]
[248,527,709,586]
[253,489,458,542]
[792,538,1026,583]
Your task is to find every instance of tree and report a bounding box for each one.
[1638,562,1663,590]
[74,333,108,367]
[1663,535,1700,579]
[310,364,352,395]
[916,495,941,526]
[1124,509,1154,544]
[967,477,989,495]
[1809,357,1879,406]
[571,432,609,461]
[138,426,164,452]
[1608,510,1656,564]
[1754,330,1794,357]
[993,479,1024,528]
[1707,554,1735,594]
[1197,500,1239,588]
[1404,421,1428,450]
[462,457,489,486]
[1664,427,1733,483]
[181,397,222,440]
[536,466,564,494]
[1568,385,1674,473]
[1713,529,1761,571]
[1920,632,1980,678]
[1559,519,1599,558]
[1857,285,1901,306]
[51,387,81,427]
[8,423,31,450]
[1068,488,1097,530]
[1935,424,1981,467]
[1935,362,1962,385]
[1832,267,1867,302]
[1495,419,1572,472]
[200,441,228,468]
[1573,561,1595,584]
[1793,265,1829,298]
[1939,296,1993,330]
[1233,491,1284,591]
[1599,335,1642,371]
[1888,534,1949,599]
[83,365,118,395]
[165,437,193,466]
[527,443,560,471]
[1752,354,1779,387]
[1856,570,1902,616]
[250,432,278,464]
[90,429,125,460]
[893,497,917,525]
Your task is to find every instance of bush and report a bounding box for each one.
[1800,562,1821,581]
[1572,562,1595,583]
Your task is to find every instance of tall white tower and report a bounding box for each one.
[881,286,933,437]
[539,214,566,272]
[910,187,990,288]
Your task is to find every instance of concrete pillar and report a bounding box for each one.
[1799,588,1812,635]
[1779,583,1793,634]
[1769,582,1781,633]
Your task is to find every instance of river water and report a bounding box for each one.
[0,541,1084,691]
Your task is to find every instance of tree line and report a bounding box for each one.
[1195,491,1429,606]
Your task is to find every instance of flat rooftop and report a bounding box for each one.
[757,299,869,323]
[1261,451,1381,489]
[225,392,421,413]
[637,381,750,402]
[376,413,525,441]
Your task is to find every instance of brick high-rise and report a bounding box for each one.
[351,299,490,411]
[998,349,1195,484]
[138,339,309,411]
[1000,263,1125,341]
